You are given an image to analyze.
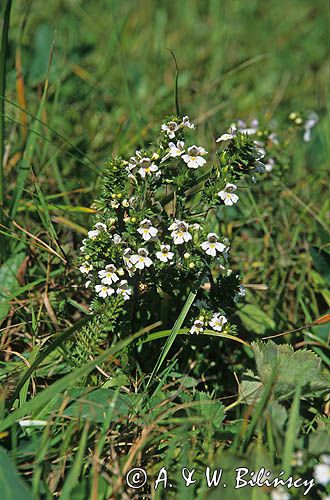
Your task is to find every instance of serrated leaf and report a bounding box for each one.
[251,341,330,400]
[239,369,263,404]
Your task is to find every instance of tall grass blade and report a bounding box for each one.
[241,365,278,452]
[8,316,91,408]
[146,289,197,388]
[282,384,302,476]
[60,420,90,500]
[1,328,143,432]
[0,0,12,262]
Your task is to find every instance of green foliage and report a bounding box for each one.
[240,341,330,402]
[67,297,126,369]
[0,446,33,500]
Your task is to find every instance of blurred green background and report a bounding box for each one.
[7,0,328,172]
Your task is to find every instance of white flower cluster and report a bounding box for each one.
[127,150,160,179]
[217,120,276,174]
[161,115,195,138]
[190,313,227,335]
[79,214,229,302]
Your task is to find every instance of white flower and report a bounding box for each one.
[201,233,226,257]
[123,248,132,267]
[98,265,119,285]
[190,223,201,231]
[95,222,107,231]
[95,284,115,298]
[303,111,318,142]
[130,248,153,269]
[182,145,207,169]
[85,280,91,289]
[116,280,132,301]
[168,140,185,157]
[209,313,227,332]
[80,238,87,252]
[216,133,234,143]
[138,157,159,178]
[181,115,195,129]
[255,146,266,158]
[111,200,120,208]
[122,199,130,208]
[113,234,122,244]
[314,455,330,485]
[264,158,275,172]
[270,486,290,500]
[156,244,174,262]
[128,150,142,170]
[216,125,237,143]
[218,183,239,206]
[161,121,179,138]
[88,229,100,239]
[88,222,107,239]
[137,219,158,241]
[237,119,258,135]
[79,262,93,274]
[190,319,205,335]
[169,220,192,245]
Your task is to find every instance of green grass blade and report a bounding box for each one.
[8,315,91,408]
[146,289,197,388]
[282,384,302,476]
[60,420,90,500]
[9,41,54,220]
[0,0,12,262]
[241,365,278,452]
[138,328,251,348]
[1,328,143,432]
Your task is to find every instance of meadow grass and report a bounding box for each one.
[0,1,329,499]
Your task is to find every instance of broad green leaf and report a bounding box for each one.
[239,369,263,404]
[252,341,330,400]
[62,388,133,422]
[238,304,275,335]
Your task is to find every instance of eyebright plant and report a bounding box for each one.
[78,113,307,338]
